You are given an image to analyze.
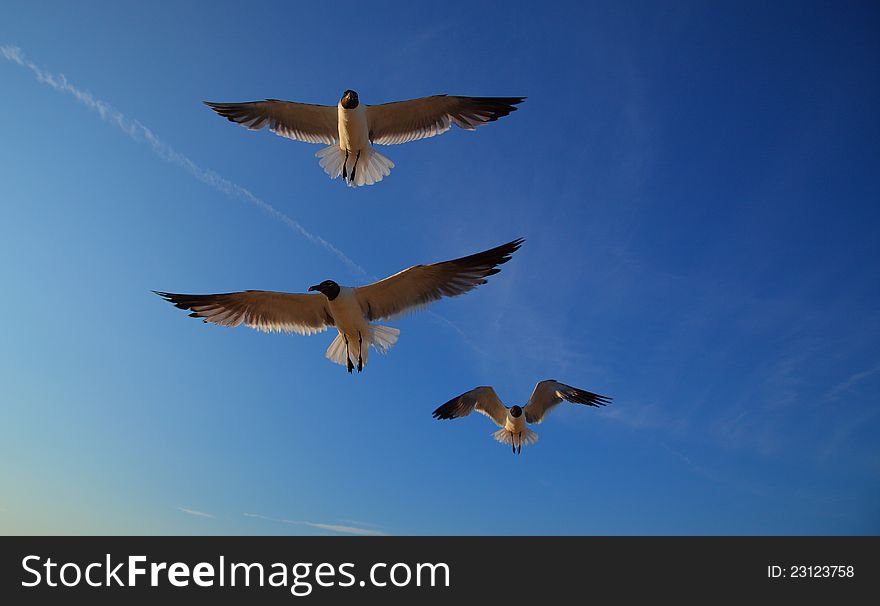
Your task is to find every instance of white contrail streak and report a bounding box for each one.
[2,45,478,351]
[0,45,367,278]
[243,512,387,536]
[177,506,215,519]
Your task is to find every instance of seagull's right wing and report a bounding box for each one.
[205,100,338,144]
[432,386,508,427]
[523,380,612,424]
[155,290,333,336]
[366,95,525,145]
[354,238,523,321]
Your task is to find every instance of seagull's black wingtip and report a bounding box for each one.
[204,101,234,117]
[431,407,455,420]
[586,393,613,407]
[497,237,525,255]
[497,237,525,262]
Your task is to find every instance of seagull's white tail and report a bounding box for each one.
[493,428,539,450]
[325,332,350,367]
[324,325,400,368]
[316,145,394,187]
[369,324,400,353]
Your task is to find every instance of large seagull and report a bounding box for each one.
[433,380,612,454]
[205,91,524,187]
[155,239,523,373]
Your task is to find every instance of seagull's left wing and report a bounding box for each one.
[432,386,508,427]
[366,95,525,145]
[353,238,523,321]
[154,290,333,336]
[523,380,612,424]
[205,100,338,144]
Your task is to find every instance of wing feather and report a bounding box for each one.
[432,386,508,427]
[523,380,612,424]
[366,95,525,145]
[205,100,338,144]
[155,290,333,336]
[354,239,523,321]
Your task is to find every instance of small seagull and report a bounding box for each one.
[155,239,523,373]
[432,380,612,454]
[205,91,524,187]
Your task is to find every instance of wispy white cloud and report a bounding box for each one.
[177,506,215,519]
[299,522,387,536]
[242,512,280,522]
[816,403,880,466]
[824,363,880,401]
[600,398,683,433]
[0,44,367,278]
[337,518,382,528]
[243,512,387,536]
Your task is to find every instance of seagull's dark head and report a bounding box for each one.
[340,90,359,109]
[308,279,341,301]
[509,405,523,418]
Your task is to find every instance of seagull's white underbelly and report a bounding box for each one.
[337,104,370,153]
[328,287,369,338]
[504,414,526,433]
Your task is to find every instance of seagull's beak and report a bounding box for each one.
[308,285,320,292]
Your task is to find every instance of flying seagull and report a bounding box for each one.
[155,238,523,373]
[205,91,524,187]
[432,380,612,454]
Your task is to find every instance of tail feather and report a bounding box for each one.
[369,324,399,353]
[316,144,345,179]
[492,428,539,448]
[325,332,350,367]
[324,325,400,368]
[315,145,394,187]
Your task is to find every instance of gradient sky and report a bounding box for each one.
[1,1,878,535]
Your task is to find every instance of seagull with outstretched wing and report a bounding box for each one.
[432,380,611,454]
[205,90,524,187]
[155,238,523,373]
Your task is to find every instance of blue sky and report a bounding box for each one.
[1,1,878,535]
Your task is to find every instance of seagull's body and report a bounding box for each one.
[335,98,369,166]
[155,239,523,373]
[327,286,369,347]
[433,380,612,454]
[323,285,383,371]
[206,90,524,187]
